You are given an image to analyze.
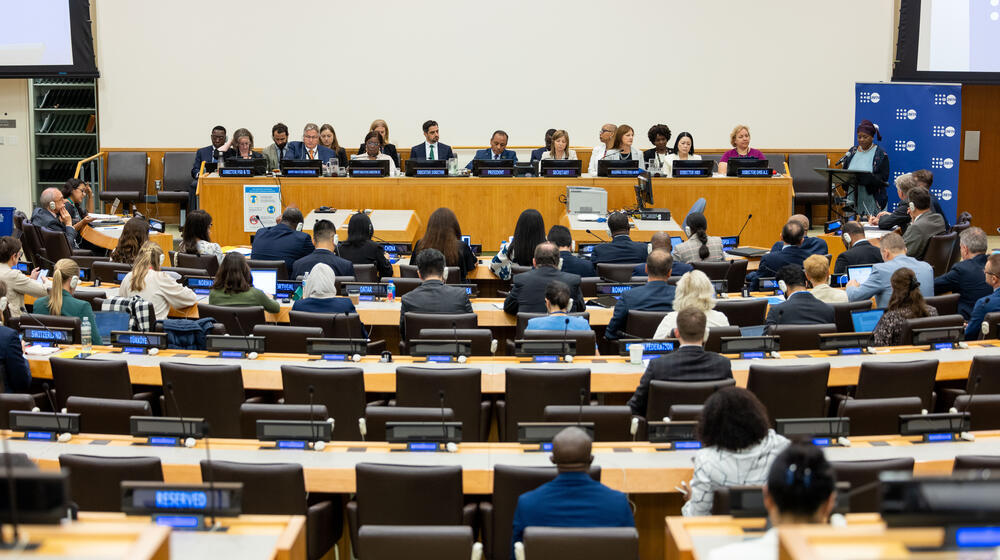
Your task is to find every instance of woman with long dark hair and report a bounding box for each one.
[337,212,393,278]
[672,212,723,263]
[412,207,477,281]
[208,252,279,312]
[179,209,224,263]
[872,267,937,346]
[110,217,149,265]
[665,132,702,176]
[490,209,546,280]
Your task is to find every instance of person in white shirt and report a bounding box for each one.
[654,270,730,340]
[119,242,199,320]
[0,237,47,318]
[707,443,837,560]
[539,130,578,161]
[665,132,703,176]
[587,123,617,175]
[804,254,847,303]
[352,131,398,175]
[178,210,224,264]
[601,124,644,168]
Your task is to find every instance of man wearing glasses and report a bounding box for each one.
[965,253,1000,340]
[284,123,335,162]
[587,123,617,176]
[190,125,229,209]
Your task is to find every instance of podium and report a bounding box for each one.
[814,167,873,221]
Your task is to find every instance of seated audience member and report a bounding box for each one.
[178,209,224,264]
[283,123,335,161]
[511,427,634,552]
[119,242,198,320]
[706,444,838,560]
[291,219,355,279]
[653,270,729,340]
[804,254,847,303]
[630,308,732,415]
[587,123,617,175]
[31,188,80,249]
[355,119,399,167]
[965,253,1000,341]
[634,232,693,277]
[208,252,280,313]
[871,268,937,347]
[0,237,47,318]
[901,186,947,260]
[717,124,766,176]
[398,248,473,339]
[911,169,950,229]
[262,123,289,170]
[409,120,454,161]
[673,213,724,263]
[33,259,102,345]
[833,221,882,274]
[664,131,701,176]
[871,172,916,231]
[229,128,264,161]
[846,232,933,308]
[590,212,648,265]
[539,129,577,161]
[525,281,591,331]
[770,214,828,256]
[318,123,349,165]
[0,283,31,392]
[765,265,835,326]
[191,125,229,208]
[466,130,518,169]
[548,225,596,278]
[504,242,585,315]
[530,128,556,162]
[491,209,546,281]
[250,207,315,273]
[643,124,672,171]
[337,212,393,278]
[60,178,94,231]
[935,227,992,320]
[110,217,149,265]
[601,124,643,166]
[352,131,398,175]
[411,208,477,281]
[681,387,790,517]
[756,221,810,280]
[291,262,361,321]
[605,250,676,340]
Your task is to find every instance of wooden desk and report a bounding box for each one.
[0,521,169,559]
[82,225,174,256]
[302,209,421,244]
[778,525,946,560]
[560,213,683,243]
[199,176,793,249]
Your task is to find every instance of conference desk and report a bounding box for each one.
[0,521,169,559]
[198,175,794,249]
[82,223,174,256]
[778,525,949,560]
[560,213,684,242]
[300,209,421,244]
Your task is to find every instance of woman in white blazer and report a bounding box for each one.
[119,242,199,320]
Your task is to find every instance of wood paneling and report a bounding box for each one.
[958,85,1000,232]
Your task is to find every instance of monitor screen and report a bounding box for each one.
[847,265,874,285]
[670,236,684,247]
[250,269,278,296]
[720,236,739,250]
[740,325,767,337]
[851,309,885,333]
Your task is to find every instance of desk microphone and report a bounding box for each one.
[562,317,572,363]
[438,390,449,448]
[735,214,753,241]
[41,383,71,442]
[166,382,218,530]
[231,314,258,360]
[577,387,587,426]
[345,312,361,362]
[307,385,319,450]
[585,229,609,243]
[835,151,850,167]
[452,320,466,364]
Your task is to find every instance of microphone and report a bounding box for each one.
[577,387,587,426]
[452,320,466,364]
[41,382,70,442]
[166,382,218,530]
[163,382,197,449]
[585,229,609,243]
[735,214,753,241]
[562,317,571,362]
[836,151,850,167]
[231,314,257,360]
[439,390,455,452]
[307,385,318,447]
[345,312,361,362]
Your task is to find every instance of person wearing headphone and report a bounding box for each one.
[250,207,315,273]
[871,268,938,347]
[0,237,47,318]
[547,225,595,278]
[764,265,835,326]
[672,212,723,263]
[804,254,847,304]
[291,219,354,280]
[832,221,882,275]
[30,188,80,249]
[0,283,32,392]
[681,387,789,517]
[119,242,198,320]
[965,253,1000,341]
[901,186,947,260]
[32,259,102,345]
[706,443,838,560]
[336,212,393,279]
[589,212,648,265]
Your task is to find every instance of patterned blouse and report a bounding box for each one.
[872,305,938,347]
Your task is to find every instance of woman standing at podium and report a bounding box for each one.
[840,119,890,218]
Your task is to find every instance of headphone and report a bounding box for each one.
[841,232,852,248]
[0,296,7,314]
[49,201,56,211]
[69,274,79,290]
[158,252,166,267]
[778,279,788,294]
[684,224,691,238]
[908,201,916,212]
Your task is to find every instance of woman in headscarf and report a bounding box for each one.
[291,263,357,315]
[840,119,890,218]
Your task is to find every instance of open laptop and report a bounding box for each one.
[250,269,278,297]
[851,309,885,333]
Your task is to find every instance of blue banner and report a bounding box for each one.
[854,83,961,223]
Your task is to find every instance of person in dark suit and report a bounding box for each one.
[250,207,315,273]
[190,125,229,209]
[504,243,585,315]
[529,128,556,162]
[590,212,648,265]
[31,188,80,249]
[768,215,828,256]
[935,227,992,320]
[337,212,393,278]
[965,254,1000,340]
[765,265,835,326]
[283,123,336,161]
[606,250,676,339]
[408,120,454,162]
[632,232,693,277]
[465,130,518,169]
[872,171,949,232]
[756,221,811,281]
[0,284,31,393]
[547,225,596,278]
[901,186,947,260]
[511,427,634,554]
[291,219,355,280]
[399,248,474,339]
[355,119,399,168]
[833,221,883,274]
[628,307,733,416]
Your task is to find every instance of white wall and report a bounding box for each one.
[0,79,32,212]
[96,0,893,150]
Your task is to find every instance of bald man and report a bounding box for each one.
[769,214,828,256]
[511,427,634,552]
[632,232,694,277]
[30,188,79,249]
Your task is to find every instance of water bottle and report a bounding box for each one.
[386,281,396,302]
[81,317,92,355]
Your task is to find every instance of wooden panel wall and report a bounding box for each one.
[958,85,1000,233]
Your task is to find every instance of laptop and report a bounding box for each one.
[250,269,278,297]
[851,309,885,333]
[740,325,768,337]
[847,265,874,285]
[720,236,739,252]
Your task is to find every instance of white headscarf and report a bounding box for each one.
[302,263,338,299]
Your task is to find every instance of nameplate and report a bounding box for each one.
[608,168,644,177]
[544,168,579,177]
[415,168,447,177]
[219,168,252,177]
[350,168,386,177]
[737,168,774,177]
[283,168,320,177]
[672,168,711,177]
[479,168,513,177]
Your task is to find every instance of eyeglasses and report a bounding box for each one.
[987,269,999,279]
[366,140,380,146]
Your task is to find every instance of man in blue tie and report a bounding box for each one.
[283,123,335,162]
[466,130,518,169]
[409,120,454,161]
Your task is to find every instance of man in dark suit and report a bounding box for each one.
[965,254,1000,340]
[504,242,585,315]
[190,125,228,210]
[935,227,993,319]
[547,225,596,278]
[408,120,454,162]
[902,186,947,260]
[590,212,648,265]
[511,427,633,554]
[283,123,335,161]
[768,214,828,255]
[833,221,883,274]
[465,130,517,169]
[291,219,355,280]
[31,188,80,249]
[627,307,733,416]
[529,128,556,162]
[399,248,473,339]
[250,207,315,273]
[632,232,693,277]
[606,250,676,340]
[0,318,31,393]
[756,221,811,280]
[765,265,835,326]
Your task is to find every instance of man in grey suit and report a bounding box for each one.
[902,186,947,260]
[262,123,289,171]
[398,248,473,339]
[846,232,934,308]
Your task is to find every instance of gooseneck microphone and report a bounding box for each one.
[577,387,587,426]
[230,314,257,359]
[562,317,571,360]
[41,382,69,442]
[307,385,318,444]
[439,390,448,445]
[585,229,609,243]
[166,382,218,530]
[735,214,753,241]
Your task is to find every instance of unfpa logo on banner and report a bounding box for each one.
[859,91,880,104]
[932,125,956,138]
[931,157,954,170]
[933,93,958,106]
[932,188,954,202]
[895,108,917,120]
[894,140,917,152]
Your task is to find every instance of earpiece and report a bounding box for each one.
[445,442,458,453]
[0,296,7,313]
[684,225,691,238]
[49,201,56,211]
[647,243,652,254]
[148,347,159,356]
[57,432,72,443]
[558,257,564,270]
[457,355,467,364]
[842,232,852,248]
[358,417,368,439]
[908,201,916,212]
[158,253,166,267]
[564,354,574,363]
[778,280,788,294]
[442,267,449,282]
[351,353,361,362]
[313,441,326,451]
[296,222,303,232]
[69,275,79,290]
